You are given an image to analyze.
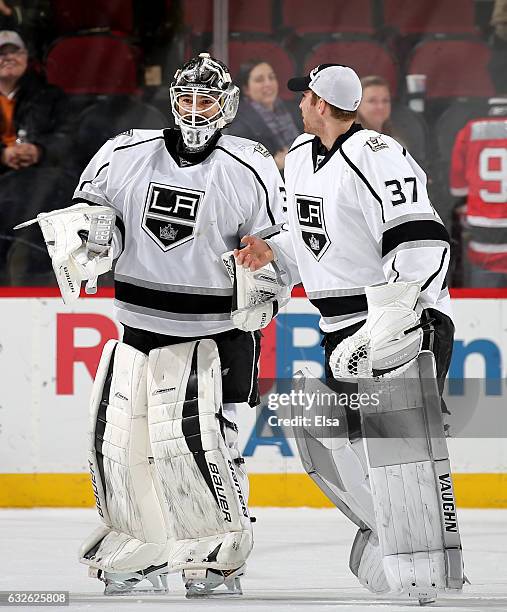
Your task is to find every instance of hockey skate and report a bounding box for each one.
[92,563,169,596]
[183,565,245,598]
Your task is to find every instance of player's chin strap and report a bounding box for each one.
[14,204,115,304]
[329,282,427,379]
[221,250,290,332]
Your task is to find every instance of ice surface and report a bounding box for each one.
[1,507,506,611]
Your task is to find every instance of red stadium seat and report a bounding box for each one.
[51,0,134,35]
[228,42,295,100]
[408,40,494,98]
[304,41,398,96]
[183,0,273,34]
[383,0,477,35]
[282,0,375,34]
[46,35,139,95]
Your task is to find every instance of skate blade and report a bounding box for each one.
[104,587,169,597]
[185,589,242,599]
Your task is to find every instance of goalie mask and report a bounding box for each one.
[170,53,239,151]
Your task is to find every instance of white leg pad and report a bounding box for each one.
[148,340,253,572]
[359,352,464,599]
[80,340,171,572]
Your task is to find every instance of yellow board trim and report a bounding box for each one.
[0,473,506,508]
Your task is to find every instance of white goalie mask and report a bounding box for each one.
[170,53,239,151]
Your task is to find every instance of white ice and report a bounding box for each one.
[1,507,506,611]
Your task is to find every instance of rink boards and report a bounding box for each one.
[0,287,506,508]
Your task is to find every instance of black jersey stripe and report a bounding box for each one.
[310,294,368,318]
[215,145,276,225]
[382,220,450,258]
[391,254,400,282]
[288,138,313,154]
[421,248,448,291]
[339,146,385,223]
[402,147,407,157]
[79,162,110,190]
[115,280,232,314]
[113,135,164,152]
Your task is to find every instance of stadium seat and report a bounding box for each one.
[182,0,273,34]
[408,40,495,99]
[73,96,168,171]
[390,104,429,165]
[228,42,296,100]
[46,35,139,95]
[282,0,375,34]
[304,41,398,96]
[51,0,134,35]
[382,0,477,35]
[434,98,490,162]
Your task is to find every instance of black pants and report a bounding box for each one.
[121,325,261,407]
[321,308,455,437]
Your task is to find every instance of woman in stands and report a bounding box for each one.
[225,59,301,171]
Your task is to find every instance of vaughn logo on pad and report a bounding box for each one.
[142,183,204,251]
[296,194,330,260]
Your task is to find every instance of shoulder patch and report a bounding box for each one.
[254,142,271,158]
[365,135,388,152]
[109,129,133,141]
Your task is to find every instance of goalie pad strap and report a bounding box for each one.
[359,351,463,597]
[80,340,170,573]
[148,340,252,571]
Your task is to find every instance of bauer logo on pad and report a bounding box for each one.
[142,183,204,251]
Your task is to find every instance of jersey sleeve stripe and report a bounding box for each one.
[339,146,386,223]
[421,247,448,291]
[79,162,110,190]
[113,135,164,152]
[215,146,276,225]
[288,138,313,154]
[382,220,450,258]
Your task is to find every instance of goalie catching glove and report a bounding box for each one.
[222,250,290,332]
[329,282,425,379]
[14,204,115,304]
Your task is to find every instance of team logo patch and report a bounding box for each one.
[365,135,388,152]
[254,142,271,158]
[142,183,204,251]
[296,195,330,260]
[109,129,133,140]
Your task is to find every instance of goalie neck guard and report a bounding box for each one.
[170,53,239,152]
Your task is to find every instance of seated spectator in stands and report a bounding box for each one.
[357,75,406,142]
[225,59,302,170]
[449,65,507,287]
[0,30,74,285]
[357,75,428,164]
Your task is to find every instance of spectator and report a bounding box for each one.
[225,59,302,171]
[0,29,74,284]
[357,75,427,164]
[449,66,507,287]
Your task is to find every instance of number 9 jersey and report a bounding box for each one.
[279,126,451,333]
[450,113,507,272]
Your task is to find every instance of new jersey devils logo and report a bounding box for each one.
[296,195,330,260]
[142,183,204,251]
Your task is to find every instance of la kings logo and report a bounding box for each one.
[142,183,204,251]
[296,195,330,260]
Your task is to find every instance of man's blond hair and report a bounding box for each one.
[311,91,357,121]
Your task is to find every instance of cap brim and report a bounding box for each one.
[287,75,311,92]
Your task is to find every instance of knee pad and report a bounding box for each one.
[80,340,170,573]
[147,340,253,572]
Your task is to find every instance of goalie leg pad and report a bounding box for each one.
[359,351,464,599]
[80,340,170,573]
[148,340,252,572]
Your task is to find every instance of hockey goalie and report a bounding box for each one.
[14,52,291,598]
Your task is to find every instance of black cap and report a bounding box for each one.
[287,63,342,92]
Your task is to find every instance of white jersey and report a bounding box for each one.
[73,129,286,336]
[269,126,452,332]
